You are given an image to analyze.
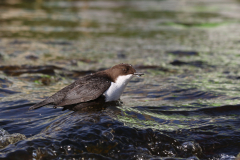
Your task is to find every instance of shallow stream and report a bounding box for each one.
[1,0,240,159]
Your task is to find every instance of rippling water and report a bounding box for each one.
[1,0,240,159]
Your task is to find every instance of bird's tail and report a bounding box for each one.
[29,100,50,110]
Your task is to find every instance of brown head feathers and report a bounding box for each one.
[104,63,139,82]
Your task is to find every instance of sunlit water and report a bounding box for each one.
[1,0,240,159]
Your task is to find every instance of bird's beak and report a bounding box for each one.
[134,72,144,77]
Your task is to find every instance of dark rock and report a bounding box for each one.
[166,50,199,56]
[25,55,39,61]
[0,128,26,149]
[117,50,127,59]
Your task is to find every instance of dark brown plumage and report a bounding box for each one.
[29,64,143,110]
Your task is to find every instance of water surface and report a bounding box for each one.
[0,0,240,159]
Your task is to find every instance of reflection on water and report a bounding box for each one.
[1,0,240,159]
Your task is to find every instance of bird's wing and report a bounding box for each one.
[55,76,111,107]
[28,81,77,110]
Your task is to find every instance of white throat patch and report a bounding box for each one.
[104,74,133,102]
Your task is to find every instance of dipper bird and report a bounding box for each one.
[29,64,144,111]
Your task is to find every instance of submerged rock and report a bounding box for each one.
[0,111,206,159]
[170,60,208,68]
[0,128,26,149]
[166,51,199,56]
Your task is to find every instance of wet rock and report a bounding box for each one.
[25,55,39,61]
[180,141,202,158]
[31,147,59,160]
[148,132,180,157]
[66,69,96,78]
[74,58,97,64]
[69,58,97,66]
[58,153,112,160]
[117,50,127,59]
[170,60,188,66]
[9,40,30,45]
[0,64,96,79]
[0,113,206,160]
[0,64,99,78]
[134,65,160,69]
[166,22,222,28]
[43,41,72,45]
[198,104,240,116]
[5,150,32,160]
[0,52,4,61]
[170,60,208,68]
[102,130,114,141]
[40,76,52,85]
[166,51,199,56]
[0,65,63,76]
[0,128,9,137]
[0,128,26,149]
[134,65,177,73]
[226,75,240,80]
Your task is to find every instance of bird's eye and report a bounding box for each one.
[122,68,126,72]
